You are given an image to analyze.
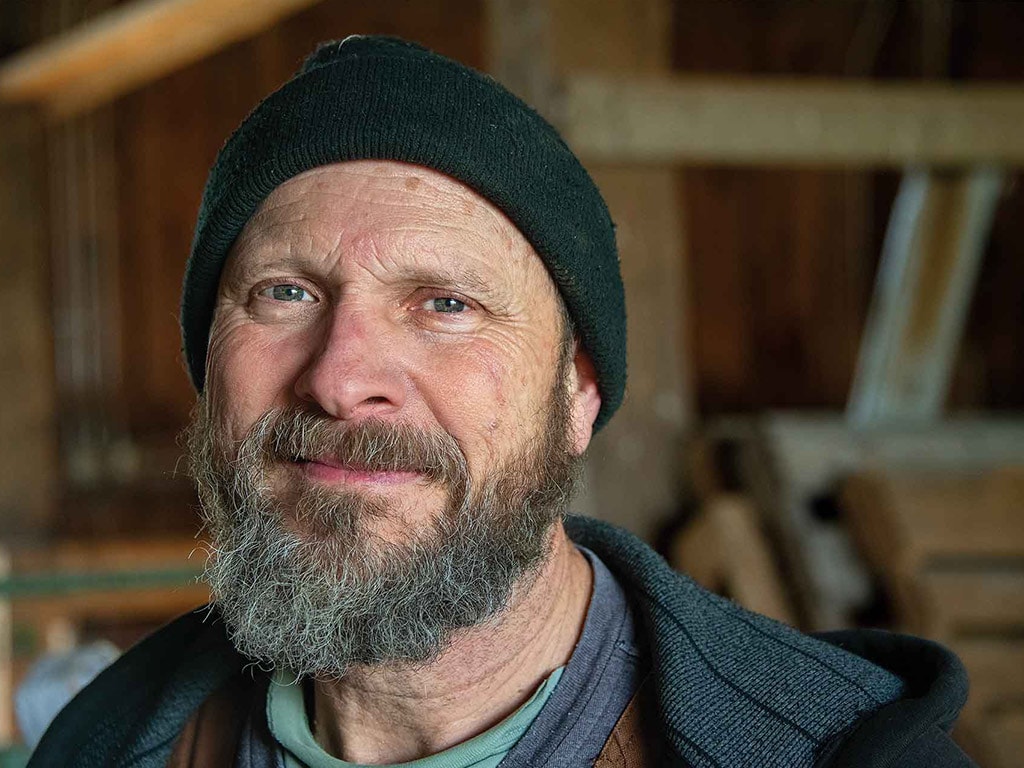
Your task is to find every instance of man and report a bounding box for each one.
[32,36,976,767]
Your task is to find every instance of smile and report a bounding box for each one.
[293,457,424,486]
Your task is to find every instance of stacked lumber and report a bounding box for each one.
[747,415,1024,631]
[670,430,797,625]
[671,494,796,626]
[842,467,1024,768]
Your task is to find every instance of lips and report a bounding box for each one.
[293,456,423,485]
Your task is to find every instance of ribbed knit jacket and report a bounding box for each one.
[28,516,976,767]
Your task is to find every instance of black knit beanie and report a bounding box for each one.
[182,35,626,430]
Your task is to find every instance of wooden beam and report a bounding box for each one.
[918,570,1024,638]
[555,0,692,546]
[848,168,1003,424]
[952,638,1024,718]
[562,74,1024,167]
[0,0,322,119]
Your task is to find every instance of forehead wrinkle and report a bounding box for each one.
[229,202,348,280]
[417,176,527,263]
[351,214,516,273]
[344,233,510,308]
[227,228,327,283]
[229,162,552,302]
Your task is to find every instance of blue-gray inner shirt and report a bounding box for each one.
[237,546,644,767]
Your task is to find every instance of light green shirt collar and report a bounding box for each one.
[267,666,564,768]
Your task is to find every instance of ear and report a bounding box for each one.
[568,346,602,455]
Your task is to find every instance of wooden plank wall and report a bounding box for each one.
[0,107,57,540]
[674,0,1024,415]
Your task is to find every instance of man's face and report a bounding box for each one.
[206,161,592,532]
[189,161,600,676]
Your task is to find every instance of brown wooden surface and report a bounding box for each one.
[750,416,1024,631]
[0,0,325,118]
[917,570,1024,637]
[8,536,202,573]
[4,536,207,626]
[672,0,1024,416]
[843,468,1024,573]
[838,462,1024,764]
[952,639,1024,718]
[580,166,690,539]
[563,74,1024,166]
[484,0,556,119]
[981,708,1024,768]
[685,168,877,413]
[10,588,208,625]
[0,106,57,539]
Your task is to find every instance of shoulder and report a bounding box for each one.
[817,719,976,767]
[28,607,249,768]
[812,630,978,767]
[565,516,976,767]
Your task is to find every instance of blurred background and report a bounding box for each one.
[0,0,1022,763]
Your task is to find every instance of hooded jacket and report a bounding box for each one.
[28,516,977,767]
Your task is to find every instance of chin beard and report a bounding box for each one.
[184,373,582,679]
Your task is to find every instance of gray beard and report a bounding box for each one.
[184,379,581,679]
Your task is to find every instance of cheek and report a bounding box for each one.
[412,335,556,463]
[205,322,309,440]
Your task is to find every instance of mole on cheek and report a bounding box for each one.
[404,176,421,191]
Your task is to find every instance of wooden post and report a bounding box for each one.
[486,0,692,541]
[0,106,58,539]
[848,167,1003,425]
[0,106,54,742]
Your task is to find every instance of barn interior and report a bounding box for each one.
[1,0,1023,764]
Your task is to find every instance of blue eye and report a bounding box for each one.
[262,284,315,302]
[428,297,467,313]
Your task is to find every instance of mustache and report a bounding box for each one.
[250,408,467,484]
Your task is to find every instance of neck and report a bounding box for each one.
[309,523,592,764]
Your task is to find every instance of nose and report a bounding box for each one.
[293,304,407,420]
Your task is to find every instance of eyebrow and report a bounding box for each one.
[396,265,496,295]
[228,251,503,299]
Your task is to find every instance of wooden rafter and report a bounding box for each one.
[0,0,322,119]
[562,73,1024,167]
[848,168,1003,424]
